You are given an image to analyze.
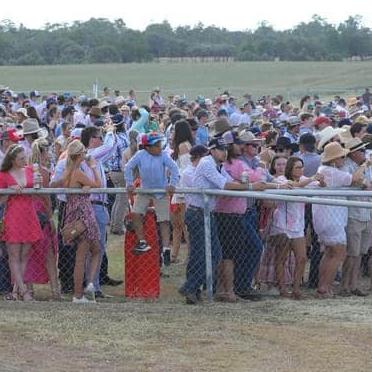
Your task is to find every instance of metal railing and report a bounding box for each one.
[1,186,371,302]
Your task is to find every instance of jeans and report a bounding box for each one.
[234,208,263,293]
[181,208,222,295]
[92,204,109,291]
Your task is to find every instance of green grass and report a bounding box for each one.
[1,61,371,104]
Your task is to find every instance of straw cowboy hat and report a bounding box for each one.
[354,115,370,125]
[321,142,349,163]
[344,137,368,153]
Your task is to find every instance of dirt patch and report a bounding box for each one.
[1,298,372,371]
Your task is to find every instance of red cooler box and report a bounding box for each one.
[124,209,160,299]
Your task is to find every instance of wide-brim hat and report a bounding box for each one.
[238,129,263,144]
[317,126,340,150]
[209,118,231,137]
[321,142,349,163]
[338,127,353,144]
[21,118,43,135]
[344,137,368,153]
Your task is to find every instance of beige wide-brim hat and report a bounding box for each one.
[238,129,263,144]
[317,126,340,150]
[321,142,349,163]
[338,127,353,144]
[344,137,368,153]
[22,118,42,135]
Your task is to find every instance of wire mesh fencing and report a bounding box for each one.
[0,188,372,303]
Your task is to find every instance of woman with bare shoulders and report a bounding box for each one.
[62,140,101,303]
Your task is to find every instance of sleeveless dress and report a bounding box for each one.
[0,166,42,243]
[25,167,57,284]
[64,194,100,242]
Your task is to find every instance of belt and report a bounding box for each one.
[188,205,203,211]
[91,201,108,207]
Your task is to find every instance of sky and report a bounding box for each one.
[1,0,372,31]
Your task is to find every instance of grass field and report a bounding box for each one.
[1,61,372,104]
[1,233,372,371]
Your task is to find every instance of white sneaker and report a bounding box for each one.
[72,296,95,304]
[84,282,96,302]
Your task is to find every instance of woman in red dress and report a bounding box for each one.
[0,144,42,301]
[24,138,60,299]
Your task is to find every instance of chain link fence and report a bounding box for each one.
[1,187,372,303]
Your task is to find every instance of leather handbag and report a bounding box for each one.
[61,219,86,245]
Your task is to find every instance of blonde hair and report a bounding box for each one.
[67,139,85,156]
[63,140,86,186]
[31,138,49,165]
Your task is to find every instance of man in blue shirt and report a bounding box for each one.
[195,110,209,146]
[125,132,179,255]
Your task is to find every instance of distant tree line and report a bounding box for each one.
[0,15,371,65]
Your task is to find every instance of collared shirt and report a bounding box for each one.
[180,164,196,207]
[342,158,372,221]
[239,113,251,126]
[215,159,248,214]
[82,132,117,203]
[239,155,272,208]
[283,131,299,143]
[195,125,208,146]
[298,151,321,177]
[106,132,128,171]
[124,149,179,198]
[188,155,232,210]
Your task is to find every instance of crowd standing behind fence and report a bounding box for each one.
[0,84,371,303]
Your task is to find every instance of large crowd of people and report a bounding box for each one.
[0,84,371,304]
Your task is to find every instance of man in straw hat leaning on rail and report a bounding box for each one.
[312,142,365,299]
[340,137,372,296]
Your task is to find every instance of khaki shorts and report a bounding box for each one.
[132,194,169,222]
[346,219,372,257]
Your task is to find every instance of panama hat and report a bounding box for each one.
[344,137,368,153]
[238,129,263,144]
[321,142,349,163]
[22,118,43,135]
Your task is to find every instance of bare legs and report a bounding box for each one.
[317,244,346,296]
[73,240,100,299]
[275,236,306,298]
[7,243,31,300]
[171,204,189,262]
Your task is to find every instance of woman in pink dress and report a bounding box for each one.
[0,144,42,301]
[24,138,60,299]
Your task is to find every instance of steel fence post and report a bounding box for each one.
[203,192,213,302]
